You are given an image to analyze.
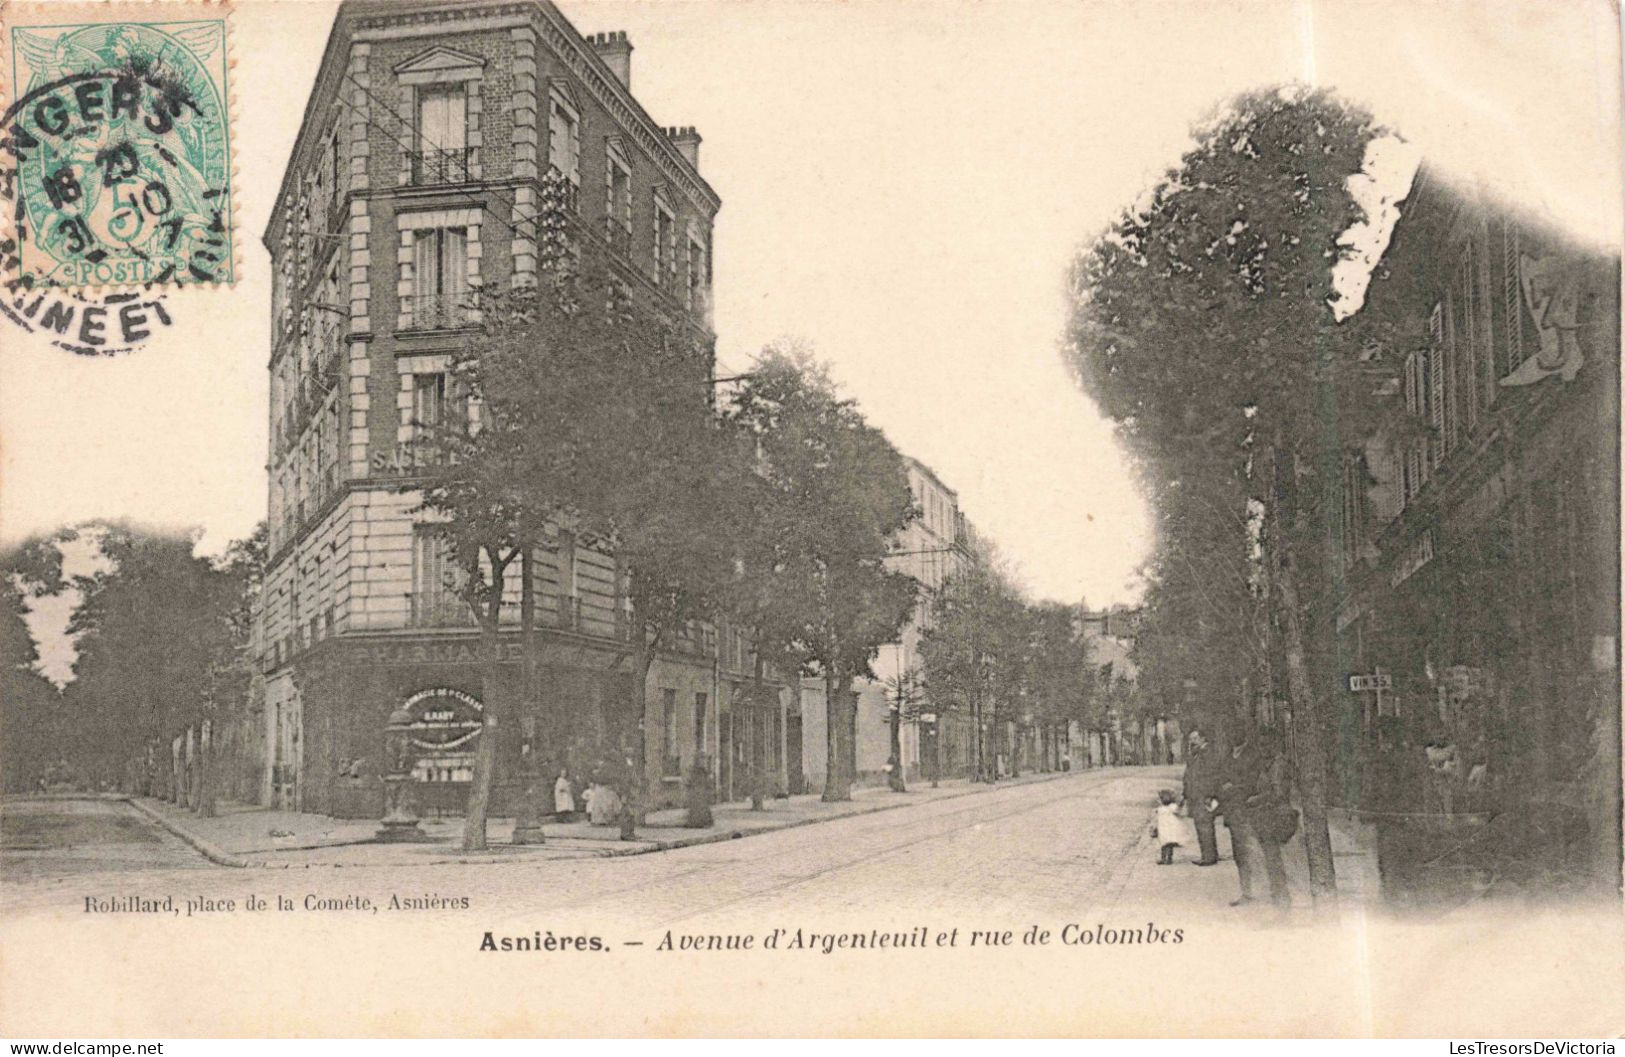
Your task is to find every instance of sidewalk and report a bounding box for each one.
[131,768,1078,868]
[1108,798,1382,920]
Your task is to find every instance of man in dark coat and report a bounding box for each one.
[1218,727,1291,908]
[1181,728,1221,866]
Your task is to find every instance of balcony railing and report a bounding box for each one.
[403,292,472,331]
[409,148,475,187]
[542,169,580,214]
[410,593,476,628]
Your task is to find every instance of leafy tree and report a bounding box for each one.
[0,536,68,793]
[62,524,246,803]
[1025,601,1093,770]
[425,247,742,844]
[919,553,1025,782]
[724,347,918,802]
[1066,86,1398,902]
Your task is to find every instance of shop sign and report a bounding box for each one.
[352,640,525,666]
[403,687,483,751]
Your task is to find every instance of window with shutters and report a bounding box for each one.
[1401,350,1428,504]
[653,192,675,286]
[1497,220,1545,381]
[605,141,631,250]
[412,84,469,185]
[409,227,468,329]
[1426,341,1444,469]
[687,233,705,312]
[409,371,467,466]
[412,526,468,627]
[1430,301,1460,460]
[547,89,581,193]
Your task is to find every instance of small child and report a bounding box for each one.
[1151,789,1188,865]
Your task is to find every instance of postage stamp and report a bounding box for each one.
[2,7,235,289]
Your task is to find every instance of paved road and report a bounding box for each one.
[0,797,211,887]
[1,769,1175,923]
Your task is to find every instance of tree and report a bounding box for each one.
[0,536,68,793]
[919,552,1025,782]
[425,244,742,843]
[1026,601,1093,771]
[724,347,918,803]
[1066,86,1402,904]
[62,524,246,803]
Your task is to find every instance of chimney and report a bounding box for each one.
[588,31,632,88]
[665,125,702,170]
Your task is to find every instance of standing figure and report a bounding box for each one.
[1217,725,1291,910]
[1182,729,1221,866]
[553,770,577,821]
[1151,789,1191,864]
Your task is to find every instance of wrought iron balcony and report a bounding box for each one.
[402,292,472,331]
[409,593,476,628]
[408,147,475,186]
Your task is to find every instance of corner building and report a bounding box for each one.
[255,0,747,817]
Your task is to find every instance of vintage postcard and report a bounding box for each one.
[0,0,1620,1039]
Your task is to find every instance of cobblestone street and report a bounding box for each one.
[1,769,1174,922]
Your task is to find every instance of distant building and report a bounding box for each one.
[252,0,761,818]
[798,457,973,790]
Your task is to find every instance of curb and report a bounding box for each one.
[118,768,1094,868]
[557,768,1081,858]
[122,797,249,869]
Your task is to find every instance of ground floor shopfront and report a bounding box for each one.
[256,630,792,820]
[1333,377,1621,894]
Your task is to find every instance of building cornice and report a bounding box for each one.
[268,0,720,248]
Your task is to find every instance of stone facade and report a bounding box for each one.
[254,0,764,818]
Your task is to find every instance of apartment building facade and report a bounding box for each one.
[1329,171,1621,887]
[253,0,756,818]
[798,457,973,790]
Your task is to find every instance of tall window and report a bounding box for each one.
[662,689,681,777]
[410,371,465,465]
[417,84,467,151]
[411,227,467,328]
[412,526,466,626]
[693,692,708,757]
[547,90,580,187]
[414,84,468,183]
[605,143,631,246]
[687,234,705,311]
[653,194,674,284]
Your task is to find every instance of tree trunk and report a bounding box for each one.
[969,693,982,782]
[462,598,502,853]
[821,666,852,802]
[622,592,653,841]
[887,693,906,792]
[197,719,216,818]
[750,652,768,810]
[511,546,544,845]
[1268,440,1338,906]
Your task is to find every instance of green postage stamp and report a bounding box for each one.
[3,8,235,287]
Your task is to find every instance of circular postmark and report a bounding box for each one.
[5,21,233,288]
[0,18,236,353]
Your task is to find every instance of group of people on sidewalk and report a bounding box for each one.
[1150,722,1300,911]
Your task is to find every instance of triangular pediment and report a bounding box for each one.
[394,46,486,76]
